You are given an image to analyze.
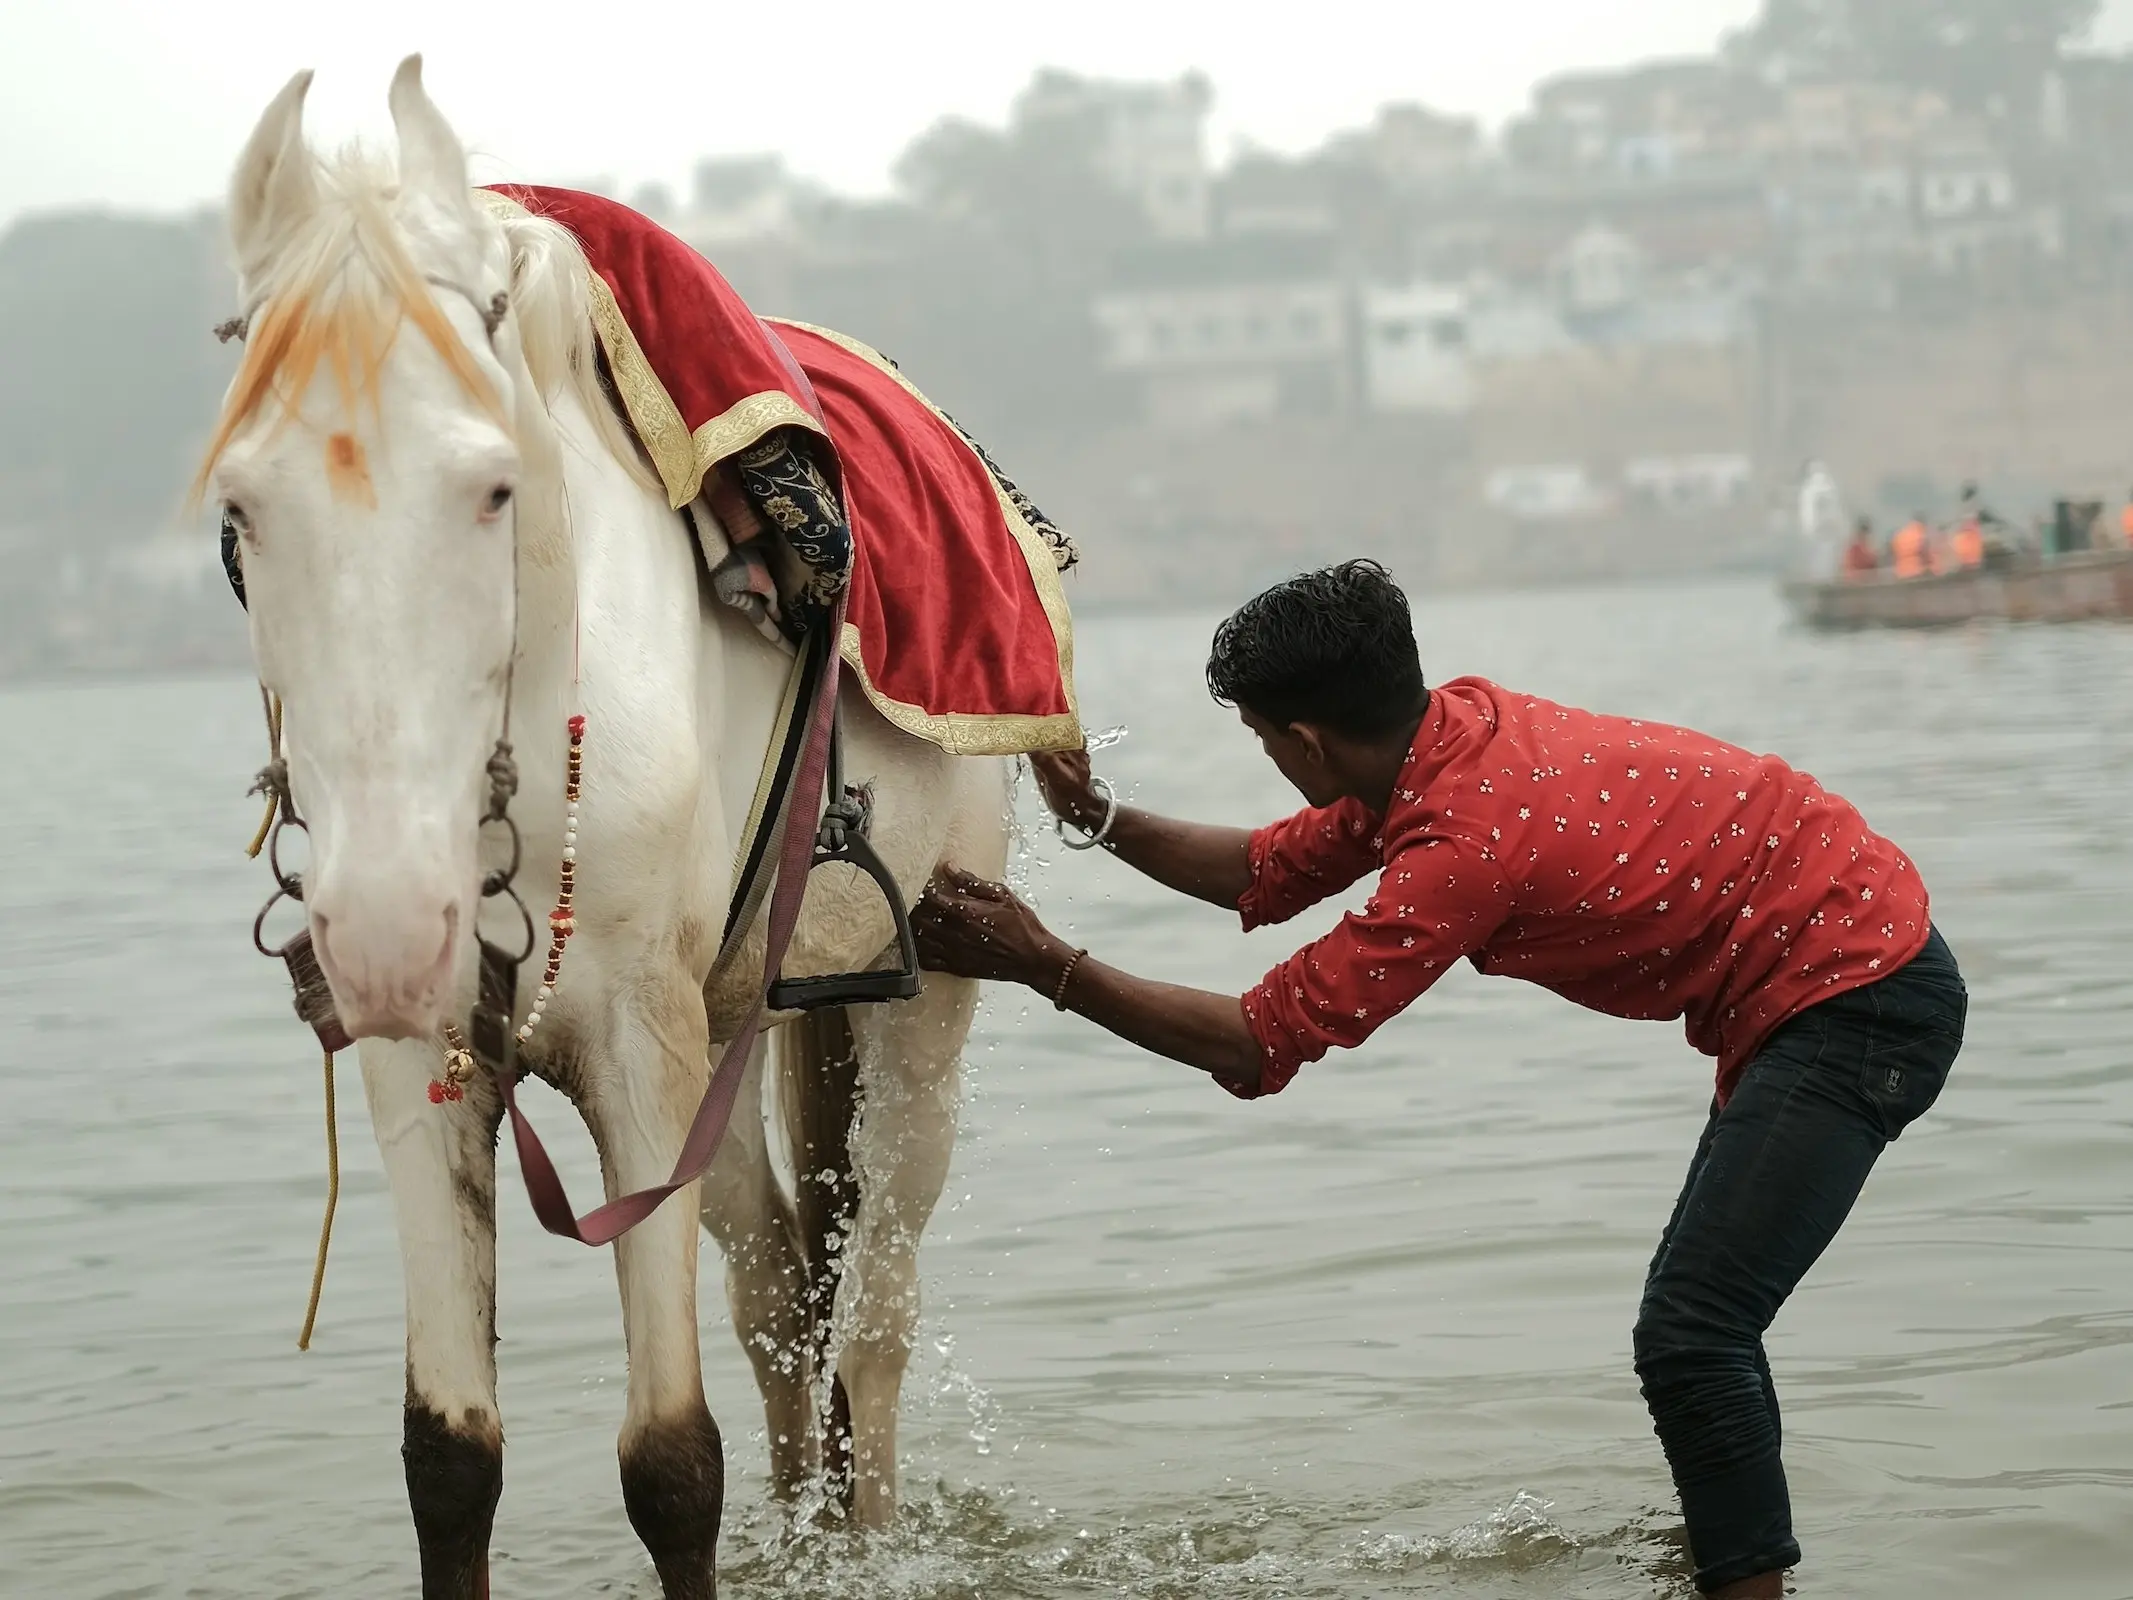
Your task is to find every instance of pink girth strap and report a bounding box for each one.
[498,597,845,1246]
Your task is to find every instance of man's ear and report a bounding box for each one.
[1291,723,1331,768]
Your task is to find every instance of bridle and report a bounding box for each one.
[233,274,539,1094]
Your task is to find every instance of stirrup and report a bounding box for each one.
[767,744,923,1013]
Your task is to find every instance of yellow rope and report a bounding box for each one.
[297,1048,340,1351]
[245,689,284,859]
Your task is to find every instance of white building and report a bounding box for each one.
[1912,138,2061,276]
[1361,283,1473,414]
[1623,454,1755,515]
[1483,465,1612,521]
[1553,225,1646,317]
[1917,151,2016,222]
[1093,279,1346,428]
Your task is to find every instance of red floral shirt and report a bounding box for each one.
[1234,678,1931,1104]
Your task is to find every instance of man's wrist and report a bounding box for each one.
[1059,790,1107,832]
[1025,935,1082,995]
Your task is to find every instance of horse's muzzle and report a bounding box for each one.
[309,894,461,1041]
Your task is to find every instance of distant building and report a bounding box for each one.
[1623,453,1755,515]
[1775,164,1914,299]
[1362,283,1473,414]
[674,156,813,249]
[1483,464,1612,520]
[1509,59,1736,176]
[1017,70,1215,240]
[1554,224,1645,316]
[1092,235,1346,428]
[1217,153,1337,237]
[1912,134,2060,278]
[1762,81,1950,166]
[1326,103,1482,189]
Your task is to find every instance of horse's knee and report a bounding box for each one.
[402,1400,502,1600]
[619,1405,725,1600]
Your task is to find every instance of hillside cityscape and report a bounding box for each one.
[5,0,2132,675]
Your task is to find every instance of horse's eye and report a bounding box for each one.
[223,502,253,538]
[482,484,514,519]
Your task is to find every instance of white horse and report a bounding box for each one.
[204,60,1013,1598]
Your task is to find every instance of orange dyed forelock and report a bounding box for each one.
[192,208,509,508]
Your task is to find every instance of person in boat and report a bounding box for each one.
[1794,461,1847,582]
[2119,490,2133,550]
[1945,482,2005,570]
[1841,517,1879,579]
[914,561,1965,1600]
[1890,513,1930,579]
[1949,516,1985,571]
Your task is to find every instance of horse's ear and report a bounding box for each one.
[229,70,316,279]
[388,55,473,214]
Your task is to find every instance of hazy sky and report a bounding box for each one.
[7,0,2133,227]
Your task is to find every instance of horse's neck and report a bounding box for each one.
[515,385,792,879]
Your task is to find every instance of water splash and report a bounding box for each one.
[1339,1491,1580,1573]
[923,1330,1002,1458]
[719,1482,1593,1600]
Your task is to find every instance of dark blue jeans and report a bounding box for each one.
[1635,927,1966,1593]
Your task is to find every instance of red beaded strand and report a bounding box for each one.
[518,713,586,1047]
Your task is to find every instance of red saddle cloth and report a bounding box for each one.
[483,184,1080,757]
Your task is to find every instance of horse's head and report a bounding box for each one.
[204,60,533,1041]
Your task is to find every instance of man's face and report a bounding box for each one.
[1240,706,1341,808]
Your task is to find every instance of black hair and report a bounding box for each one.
[1205,560,1427,738]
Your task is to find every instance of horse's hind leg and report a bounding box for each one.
[837,972,975,1530]
[358,1039,505,1600]
[696,1035,814,1501]
[580,973,724,1600]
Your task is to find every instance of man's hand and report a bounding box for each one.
[1029,749,1106,832]
[915,866,1075,988]
[915,870,1265,1091]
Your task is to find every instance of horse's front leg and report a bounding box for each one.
[359,1039,505,1600]
[581,972,725,1600]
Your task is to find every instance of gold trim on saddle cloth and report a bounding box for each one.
[473,187,1078,756]
[476,189,823,511]
[768,318,1082,758]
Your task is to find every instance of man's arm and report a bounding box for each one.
[1059,956,1262,1093]
[1033,749,1254,909]
[914,867,1263,1092]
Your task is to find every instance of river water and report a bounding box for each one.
[3,578,2130,1598]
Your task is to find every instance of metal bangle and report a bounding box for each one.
[1054,776,1118,852]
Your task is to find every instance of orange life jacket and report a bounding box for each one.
[1891,521,1928,578]
[1952,524,1984,568]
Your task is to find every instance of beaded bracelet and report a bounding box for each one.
[1051,947,1089,1010]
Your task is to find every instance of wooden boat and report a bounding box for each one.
[1785,548,2133,629]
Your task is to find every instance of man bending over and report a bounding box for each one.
[914,560,1966,1598]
